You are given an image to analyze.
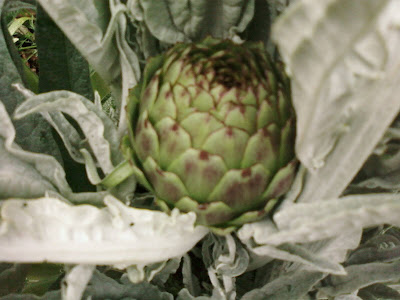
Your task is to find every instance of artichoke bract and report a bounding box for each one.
[125,38,297,234]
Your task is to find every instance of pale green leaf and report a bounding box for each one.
[7,17,30,35]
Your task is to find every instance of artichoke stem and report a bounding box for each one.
[101,160,135,189]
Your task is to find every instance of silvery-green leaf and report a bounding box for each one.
[62,265,94,300]
[322,261,400,297]
[14,90,122,175]
[241,269,324,300]
[278,165,307,209]
[0,195,208,265]
[125,262,166,283]
[84,271,174,300]
[312,230,362,264]
[0,99,106,205]
[334,296,362,300]
[151,257,181,286]
[343,228,400,266]
[277,230,362,271]
[248,243,345,275]
[44,112,84,164]
[239,220,357,273]
[243,194,400,247]
[200,234,240,299]
[0,138,56,199]
[115,8,141,136]
[352,127,400,192]
[202,234,249,278]
[0,100,69,196]
[177,288,222,300]
[133,0,255,42]
[273,0,400,202]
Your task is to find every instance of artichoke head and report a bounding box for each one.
[126,38,297,234]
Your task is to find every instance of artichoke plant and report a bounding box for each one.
[125,38,297,233]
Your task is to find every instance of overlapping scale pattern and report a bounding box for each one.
[127,38,297,234]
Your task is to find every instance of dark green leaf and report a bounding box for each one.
[0,0,61,159]
[0,291,61,300]
[0,265,30,296]
[358,283,400,300]
[35,4,96,192]
[36,4,93,100]
[240,0,271,44]
[21,264,63,296]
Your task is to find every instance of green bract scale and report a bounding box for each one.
[125,38,297,234]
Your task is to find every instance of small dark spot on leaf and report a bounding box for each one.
[130,222,134,227]
[258,210,266,216]
[185,161,195,173]
[242,168,252,177]
[144,87,151,98]
[140,136,151,154]
[164,183,181,202]
[199,151,209,160]
[226,127,233,137]
[172,123,179,131]
[262,127,269,137]
[198,203,209,210]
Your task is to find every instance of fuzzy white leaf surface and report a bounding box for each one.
[0,195,208,265]
[273,0,400,202]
